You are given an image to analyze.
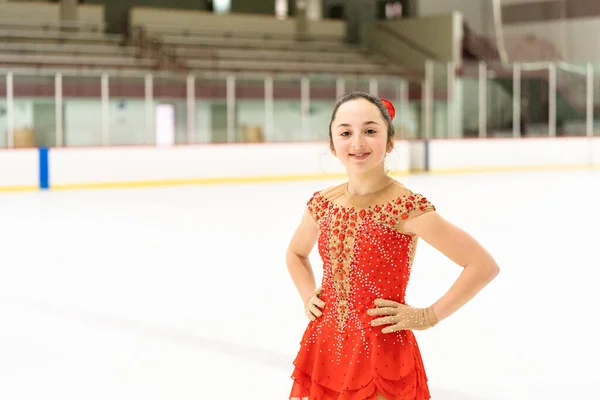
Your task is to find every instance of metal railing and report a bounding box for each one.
[434,60,600,139]
[1,60,598,149]
[0,67,414,148]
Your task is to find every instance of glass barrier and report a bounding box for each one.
[484,61,514,138]
[434,60,600,139]
[555,63,587,137]
[108,75,149,146]
[236,76,266,143]
[375,76,417,139]
[0,73,6,148]
[594,64,600,137]
[154,75,187,145]
[273,75,302,142]
[11,74,55,148]
[63,75,102,146]
[307,74,337,143]
[456,62,482,138]
[430,61,450,139]
[344,76,371,94]
[195,75,226,144]
[1,62,598,148]
[522,63,552,136]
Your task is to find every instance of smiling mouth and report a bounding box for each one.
[350,153,370,160]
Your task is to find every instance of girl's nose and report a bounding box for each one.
[351,135,364,149]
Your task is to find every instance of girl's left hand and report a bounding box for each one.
[367,299,438,333]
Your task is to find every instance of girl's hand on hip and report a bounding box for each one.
[304,287,325,321]
[367,299,438,333]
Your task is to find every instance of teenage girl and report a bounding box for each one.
[286,92,500,400]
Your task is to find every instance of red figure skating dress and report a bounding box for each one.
[290,179,436,400]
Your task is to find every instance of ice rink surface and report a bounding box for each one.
[0,169,599,399]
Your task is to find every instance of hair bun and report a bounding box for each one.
[380,98,396,120]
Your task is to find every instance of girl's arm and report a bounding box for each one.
[286,208,320,305]
[404,211,500,322]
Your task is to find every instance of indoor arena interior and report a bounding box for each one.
[1,1,598,399]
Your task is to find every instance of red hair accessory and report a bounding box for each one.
[380,98,396,120]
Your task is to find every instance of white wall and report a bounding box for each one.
[409,140,426,171]
[0,100,5,147]
[593,137,600,165]
[47,141,411,188]
[416,0,600,62]
[2,139,599,190]
[0,149,38,189]
[427,137,599,172]
[417,0,494,35]
[503,18,600,62]
[376,13,458,64]
[432,0,600,62]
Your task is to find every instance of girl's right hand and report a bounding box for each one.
[304,287,326,321]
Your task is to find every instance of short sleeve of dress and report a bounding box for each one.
[391,191,435,232]
[307,190,328,223]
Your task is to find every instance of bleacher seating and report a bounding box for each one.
[133,24,404,75]
[129,7,406,76]
[0,19,160,71]
[0,7,407,76]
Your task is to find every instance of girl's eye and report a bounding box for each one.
[366,129,376,134]
[341,131,350,136]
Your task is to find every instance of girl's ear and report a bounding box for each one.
[330,143,336,157]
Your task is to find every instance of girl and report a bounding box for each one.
[286,92,500,400]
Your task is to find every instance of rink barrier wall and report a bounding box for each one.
[0,138,598,191]
[0,149,39,191]
[47,142,410,190]
[427,137,600,174]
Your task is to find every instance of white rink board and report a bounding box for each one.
[0,149,38,188]
[49,142,411,187]
[427,138,599,172]
[1,139,598,190]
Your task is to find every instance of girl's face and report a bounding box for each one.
[330,98,392,174]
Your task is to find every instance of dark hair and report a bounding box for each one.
[328,91,395,150]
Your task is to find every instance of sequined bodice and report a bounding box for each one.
[307,180,435,333]
[290,179,437,399]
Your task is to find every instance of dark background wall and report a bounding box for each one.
[81,0,275,34]
[320,0,416,44]
[231,0,275,15]
[74,0,419,42]
[322,0,417,20]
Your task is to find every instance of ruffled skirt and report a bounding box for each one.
[289,323,431,400]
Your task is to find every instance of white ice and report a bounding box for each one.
[0,169,599,400]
